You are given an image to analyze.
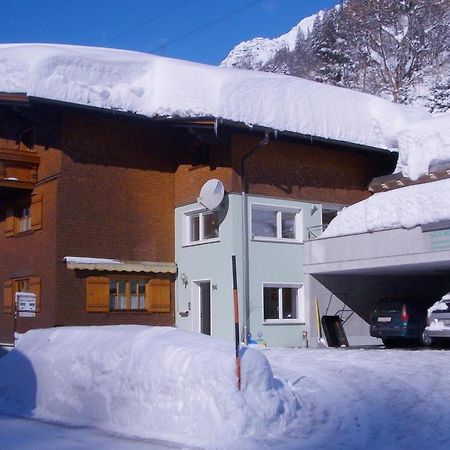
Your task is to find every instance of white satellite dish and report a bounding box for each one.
[198,179,225,210]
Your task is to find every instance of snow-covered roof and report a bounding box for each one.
[321,177,450,238]
[396,111,450,180]
[0,43,430,153]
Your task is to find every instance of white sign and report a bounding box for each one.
[15,292,36,318]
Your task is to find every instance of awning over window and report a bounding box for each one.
[63,257,177,274]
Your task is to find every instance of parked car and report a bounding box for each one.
[370,300,428,347]
[423,297,450,346]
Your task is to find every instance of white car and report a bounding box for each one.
[424,296,450,346]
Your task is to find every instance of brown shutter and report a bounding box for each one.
[146,279,171,313]
[31,194,43,231]
[5,209,15,237]
[3,280,13,314]
[29,277,41,313]
[86,276,110,312]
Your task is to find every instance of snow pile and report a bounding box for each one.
[321,178,450,238]
[0,43,429,152]
[396,112,450,180]
[0,326,298,447]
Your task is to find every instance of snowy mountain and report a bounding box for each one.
[220,11,322,70]
[221,0,450,112]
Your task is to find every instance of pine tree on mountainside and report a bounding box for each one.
[429,76,450,112]
[310,7,355,87]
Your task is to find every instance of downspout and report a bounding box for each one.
[241,132,270,344]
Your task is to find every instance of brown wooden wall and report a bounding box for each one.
[174,133,395,207]
[54,112,177,327]
[0,138,61,343]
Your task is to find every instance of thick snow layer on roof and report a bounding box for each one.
[0,326,298,447]
[0,43,429,152]
[396,112,450,180]
[321,178,450,238]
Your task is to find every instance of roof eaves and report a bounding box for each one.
[25,95,393,155]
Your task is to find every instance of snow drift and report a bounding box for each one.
[0,326,298,447]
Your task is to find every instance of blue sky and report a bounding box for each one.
[1,0,338,65]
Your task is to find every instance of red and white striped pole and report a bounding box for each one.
[232,255,241,390]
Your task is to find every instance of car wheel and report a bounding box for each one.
[420,331,433,347]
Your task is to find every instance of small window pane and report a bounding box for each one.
[130,280,138,309]
[18,205,31,233]
[109,280,118,309]
[138,281,146,309]
[264,287,279,320]
[190,215,200,242]
[281,212,296,239]
[282,288,297,319]
[253,209,277,238]
[118,280,126,309]
[203,212,219,239]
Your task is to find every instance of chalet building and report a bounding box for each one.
[0,92,397,346]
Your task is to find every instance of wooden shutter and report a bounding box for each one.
[86,276,110,312]
[31,194,43,231]
[29,277,41,313]
[4,209,15,237]
[146,279,171,313]
[3,280,13,314]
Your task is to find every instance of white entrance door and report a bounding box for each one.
[192,280,211,335]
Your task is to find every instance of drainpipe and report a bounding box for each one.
[241,132,270,344]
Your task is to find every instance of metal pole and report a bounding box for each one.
[232,255,241,391]
[240,133,270,344]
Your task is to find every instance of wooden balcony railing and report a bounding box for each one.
[0,147,40,191]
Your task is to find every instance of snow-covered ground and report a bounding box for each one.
[0,327,449,450]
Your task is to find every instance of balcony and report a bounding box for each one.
[0,147,40,192]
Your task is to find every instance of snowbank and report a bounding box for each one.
[321,178,450,238]
[0,43,428,153]
[0,326,298,447]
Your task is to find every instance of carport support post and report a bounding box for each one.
[232,255,241,390]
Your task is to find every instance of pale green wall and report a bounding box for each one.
[175,193,322,347]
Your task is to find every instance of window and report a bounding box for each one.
[185,210,219,244]
[4,194,43,237]
[17,203,32,233]
[263,284,303,323]
[252,205,302,241]
[86,276,171,313]
[109,279,146,310]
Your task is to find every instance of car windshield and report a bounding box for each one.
[376,302,403,312]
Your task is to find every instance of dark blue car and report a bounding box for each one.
[370,301,428,347]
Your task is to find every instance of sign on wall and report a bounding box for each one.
[15,292,36,317]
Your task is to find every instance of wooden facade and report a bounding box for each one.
[0,97,397,344]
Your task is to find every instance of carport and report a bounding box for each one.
[304,226,450,345]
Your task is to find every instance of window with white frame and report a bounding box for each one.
[185,209,220,244]
[252,205,302,241]
[263,284,304,322]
